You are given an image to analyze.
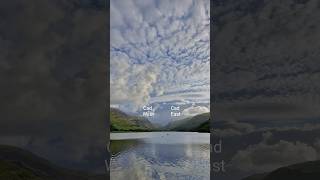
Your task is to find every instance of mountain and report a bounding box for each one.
[196,121,210,132]
[110,108,154,132]
[243,160,320,180]
[0,145,105,180]
[165,113,210,132]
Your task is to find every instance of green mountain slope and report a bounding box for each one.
[196,121,210,132]
[166,113,210,132]
[243,160,320,180]
[110,108,154,132]
[0,145,105,180]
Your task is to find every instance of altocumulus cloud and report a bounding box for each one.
[213,0,320,121]
[0,0,107,173]
[230,132,319,173]
[110,0,210,113]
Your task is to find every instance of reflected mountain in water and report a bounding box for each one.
[110,132,210,180]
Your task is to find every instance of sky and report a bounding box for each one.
[212,0,320,179]
[110,0,210,125]
[213,0,320,122]
[0,0,107,173]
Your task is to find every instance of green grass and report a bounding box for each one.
[167,113,210,132]
[195,121,210,132]
[110,109,152,132]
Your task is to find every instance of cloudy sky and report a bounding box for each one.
[0,0,107,173]
[110,0,210,124]
[212,0,320,179]
[213,0,320,122]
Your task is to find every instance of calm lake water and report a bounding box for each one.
[110,132,210,180]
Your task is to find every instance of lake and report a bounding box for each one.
[110,132,210,180]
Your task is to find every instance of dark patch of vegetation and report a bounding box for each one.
[166,113,210,132]
[0,145,105,180]
[243,160,320,180]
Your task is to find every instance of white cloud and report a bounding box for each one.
[182,106,209,117]
[230,132,318,172]
[110,0,210,113]
[110,53,159,111]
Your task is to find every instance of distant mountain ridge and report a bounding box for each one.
[243,160,320,180]
[110,108,154,132]
[110,108,210,132]
[165,113,210,132]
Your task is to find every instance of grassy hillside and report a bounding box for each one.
[196,121,210,132]
[110,108,154,132]
[243,160,320,180]
[0,145,105,180]
[166,113,210,132]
